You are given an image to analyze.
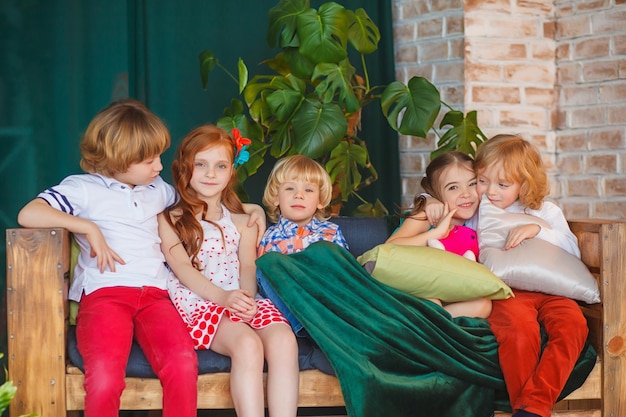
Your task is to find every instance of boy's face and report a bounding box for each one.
[476,162,521,209]
[274,179,324,226]
[114,156,163,188]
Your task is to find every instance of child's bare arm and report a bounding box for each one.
[158,213,255,315]
[243,203,266,243]
[19,198,92,232]
[504,224,541,250]
[234,214,259,321]
[18,198,124,272]
[233,214,258,295]
[387,206,456,246]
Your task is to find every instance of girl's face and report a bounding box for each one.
[476,162,521,209]
[274,178,324,226]
[189,146,233,202]
[437,165,478,221]
[114,155,163,188]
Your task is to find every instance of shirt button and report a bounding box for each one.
[134,202,138,207]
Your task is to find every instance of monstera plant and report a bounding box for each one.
[200,0,486,215]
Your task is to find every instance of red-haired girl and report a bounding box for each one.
[159,125,298,417]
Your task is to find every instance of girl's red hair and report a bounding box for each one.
[164,125,244,269]
[474,134,549,210]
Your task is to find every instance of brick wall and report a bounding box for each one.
[392,0,626,219]
[392,0,465,204]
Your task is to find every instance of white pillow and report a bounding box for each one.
[478,196,600,304]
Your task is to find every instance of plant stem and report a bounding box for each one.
[441,100,454,111]
[218,63,239,85]
[360,54,371,92]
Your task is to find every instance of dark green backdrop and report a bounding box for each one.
[0,0,399,362]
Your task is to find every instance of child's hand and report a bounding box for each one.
[242,203,267,244]
[432,204,457,239]
[234,299,258,322]
[85,226,125,273]
[504,224,541,250]
[424,197,445,226]
[220,288,257,320]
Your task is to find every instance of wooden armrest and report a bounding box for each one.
[6,228,71,417]
[568,220,626,417]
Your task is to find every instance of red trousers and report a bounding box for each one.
[488,291,588,417]
[76,286,198,417]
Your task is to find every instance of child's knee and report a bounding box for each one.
[476,297,492,318]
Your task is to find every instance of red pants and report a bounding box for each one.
[488,291,588,417]
[76,286,198,417]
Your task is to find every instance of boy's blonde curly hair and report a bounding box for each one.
[79,99,170,176]
[263,155,333,223]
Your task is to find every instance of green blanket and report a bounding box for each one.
[256,242,597,417]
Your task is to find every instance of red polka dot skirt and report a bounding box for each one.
[167,207,290,350]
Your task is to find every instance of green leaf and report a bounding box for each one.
[283,48,316,79]
[245,74,306,126]
[199,50,219,88]
[264,52,291,76]
[312,60,359,112]
[267,0,309,48]
[380,76,441,138]
[296,2,349,64]
[352,198,389,218]
[292,99,347,159]
[268,118,294,158]
[267,90,305,122]
[433,110,488,159]
[216,112,266,182]
[0,381,17,415]
[326,141,367,201]
[347,8,380,54]
[237,58,248,94]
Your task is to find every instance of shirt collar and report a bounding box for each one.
[276,216,323,236]
[94,173,157,191]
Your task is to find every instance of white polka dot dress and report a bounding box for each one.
[167,206,289,350]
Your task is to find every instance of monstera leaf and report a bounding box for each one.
[347,8,380,54]
[380,76,441,138]
[326,141,368,202]
[433,110,487,159]
[244,74,305,124]
[312,60,359,113]
[292,99,347,159]
[296,2,349,64]
[267,0,308,48]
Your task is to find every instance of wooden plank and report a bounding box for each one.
[67,369,344,410]
[562,361,600,400]
[6,228,70,417]
[496,412,600,417]
[599,222,626,417]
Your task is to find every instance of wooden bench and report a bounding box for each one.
[5,219,625,417]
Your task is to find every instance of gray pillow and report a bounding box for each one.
[478,196,600,304]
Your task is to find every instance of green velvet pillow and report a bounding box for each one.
[356,244,513,303]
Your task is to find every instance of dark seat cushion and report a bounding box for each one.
[67,326,334,377]
[331,216,390,257]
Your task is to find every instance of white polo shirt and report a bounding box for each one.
[38,174,176,301]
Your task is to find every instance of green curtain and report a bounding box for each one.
[0,0,397,358]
